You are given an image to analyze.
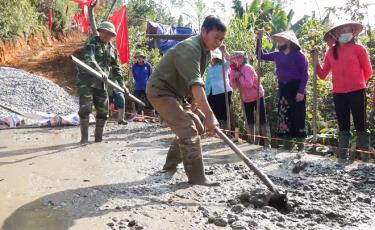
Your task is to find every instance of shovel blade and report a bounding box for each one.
[268,193,290,213]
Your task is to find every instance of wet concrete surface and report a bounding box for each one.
[0,122,374,229]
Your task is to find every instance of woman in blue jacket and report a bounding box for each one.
[132,51,153,113]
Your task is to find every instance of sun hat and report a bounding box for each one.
[271,30,300,49]
[323,21,363,42]
[211,48,223,60]
[133,51,146,58]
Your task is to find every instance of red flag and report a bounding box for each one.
[82,5,89,33]
[70,0,92,33]
[71,0,93,5]
[48,8,53,30]
[110,6,130,64]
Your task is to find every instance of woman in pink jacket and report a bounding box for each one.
[314,22,373,161]
[229,52,267,143]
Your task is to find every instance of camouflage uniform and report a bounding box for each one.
[78,36,125,120]
[78,34,125,143]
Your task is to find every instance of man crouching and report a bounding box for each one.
[146,16,226,186]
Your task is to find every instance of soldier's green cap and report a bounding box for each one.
[134,51,146,58]
[97,21,117,36]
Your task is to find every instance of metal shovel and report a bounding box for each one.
[71,56,146,107]
[194,108,288,211]
[215,127,289,211]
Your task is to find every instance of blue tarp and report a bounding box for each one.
[147,21,196,54]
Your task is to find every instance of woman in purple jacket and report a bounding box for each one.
[256,30,309,150]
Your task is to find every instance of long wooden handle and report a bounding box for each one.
[215,127,279,193]
[221,51,231,130]
[72,56,146,107]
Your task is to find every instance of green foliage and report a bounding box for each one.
[0,0,42,38]
[226,1,375,148]
[0,0,79,39]
[122,26,161,91]
[242,0,293,34]
[225,0,293,133]
[126,0,176,27]
[51,0,79,32]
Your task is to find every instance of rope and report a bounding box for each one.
[110,106,375,157]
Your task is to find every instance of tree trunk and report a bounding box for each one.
[104,0,118,20]
[89,0,99,37]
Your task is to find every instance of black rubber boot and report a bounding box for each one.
[162,138,182,171]
[94,119,106,142]
[282,137,292,151]
[337,131,351,160]
[80,118,89,144]
[357,130,371,162]
[296,137,305,152]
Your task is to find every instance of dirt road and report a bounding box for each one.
[1,122,374,230]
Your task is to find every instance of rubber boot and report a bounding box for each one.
[337,131,351,160]
[180,137,219,186]
[117,109,128,125]
[80,118,89,144]
[296,137,305,152]
[282,137,292,151]
[260,124,271,148]
[357,130,371,162]
[248,124,255,144]
[162,138,182,171]
[94,119,106,142]
[218,120,227,129]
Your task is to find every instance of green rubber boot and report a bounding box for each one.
[80,118,89,144]
[162,138,182,171]
[180,137,219,186]
[357,130,371,162]
[260,124,271,148]
[94,119,106,142]
[337,131,351,160]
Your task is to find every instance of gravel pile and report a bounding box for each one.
[0,67,78,118]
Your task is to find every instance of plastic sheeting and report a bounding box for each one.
[0,113,95,129]
[147,21,195,54]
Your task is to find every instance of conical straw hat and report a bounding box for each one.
[323,21,363,42]
[271,30,300,49]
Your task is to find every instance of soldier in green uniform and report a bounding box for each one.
[146,16,227,186]
[78,21,129,144]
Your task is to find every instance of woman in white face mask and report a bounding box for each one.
[312,22,373,162]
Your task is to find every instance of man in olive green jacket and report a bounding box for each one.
[146,16,227,186]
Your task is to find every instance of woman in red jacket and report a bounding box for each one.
[313,22,373,161]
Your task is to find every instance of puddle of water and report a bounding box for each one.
[3,202,73,230]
